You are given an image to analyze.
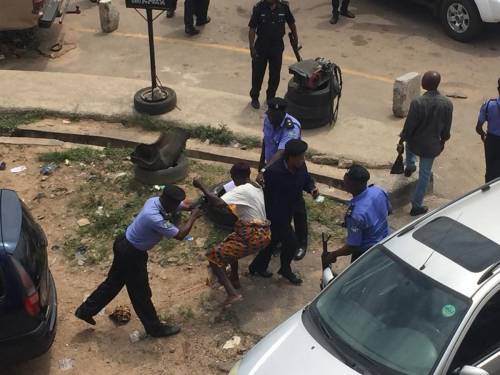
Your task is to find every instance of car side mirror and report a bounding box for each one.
[321,267,336,290]
[459,366,489,375]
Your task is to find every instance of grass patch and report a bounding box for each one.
[0,111,46,136]
[38,147,131,165]
[306,196,346,240]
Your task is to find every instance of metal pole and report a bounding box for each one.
[146,8,157,97]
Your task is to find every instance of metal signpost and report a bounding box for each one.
[125,0,177,115]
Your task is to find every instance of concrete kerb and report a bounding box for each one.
[10,119,429,208]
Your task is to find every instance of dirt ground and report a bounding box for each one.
[0,143,347,375]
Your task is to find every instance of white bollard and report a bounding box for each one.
[99,0,120,33]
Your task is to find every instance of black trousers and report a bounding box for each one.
[184,0,210,28]
[293,195,308,249]
[166,0,177,11]
[332,0,350,14]
[250,49,283,102]
[485,133,500,183]
[250,220,299,274]
[77,235,161,333]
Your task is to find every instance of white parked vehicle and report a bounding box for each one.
[416,0,500,41]
[230,179,500,375]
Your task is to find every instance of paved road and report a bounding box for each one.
[1,0,499,200]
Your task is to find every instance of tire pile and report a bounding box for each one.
[285,58,342,130]
[131,128,189,185]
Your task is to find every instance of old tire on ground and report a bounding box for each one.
[203,181,237,230]
[133,87,177,116]
[440,0,483,42]
[285,79,333,107]
[134,154,188,185]
[287,101,333,130]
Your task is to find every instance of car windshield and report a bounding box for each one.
[313,246,470,375]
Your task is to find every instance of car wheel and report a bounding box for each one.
[441,0,483,42]
[134,154,188,185]
[133,87,177,115]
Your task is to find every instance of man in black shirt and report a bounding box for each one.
[249,139,318,285]
[248,0,298,109]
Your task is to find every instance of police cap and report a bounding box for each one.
[285,139,308,156]
[345,165,370,183]
[161,184,186,203]
[267,97,288,111]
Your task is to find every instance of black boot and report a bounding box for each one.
[147,323,181,338]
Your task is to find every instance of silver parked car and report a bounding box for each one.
[231,180,500,375]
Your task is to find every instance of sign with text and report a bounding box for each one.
[125,0,168,10]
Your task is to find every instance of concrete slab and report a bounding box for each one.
[0,70,398,168]
[15,118,422,207]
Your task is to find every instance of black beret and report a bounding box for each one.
[346,165,370,183]
[285,139,308,156]
[267,97,288,111]
[161,184,186,202]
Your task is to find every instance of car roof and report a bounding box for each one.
[384,179,500,299]
[0,189,22,255]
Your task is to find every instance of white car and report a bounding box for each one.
[231,179,500,375]
[418,0,500,41]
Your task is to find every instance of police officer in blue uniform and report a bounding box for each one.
[322,165,391,266]
[476,78,500,183]
[257,98,316,261]
[75,185,202,338]
[248,0,298,109]
[250,139,318,285]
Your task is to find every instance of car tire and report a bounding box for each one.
[133,87,177,116]
[285,79,334,107]
[440,0,483,42]
[287,101,333,130]
[134,154,188,185]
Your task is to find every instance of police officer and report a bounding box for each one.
[476,78,500,183]
[75,185,202,337]
[248,0,298,109]
[257,97,315,260]
[322,165,391,266]
[184,0,211,36]
[250,139,318,285]
[330,0,355,24]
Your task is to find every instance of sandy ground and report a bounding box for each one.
[0,143,348,375]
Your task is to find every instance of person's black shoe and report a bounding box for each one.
[404,166,417,177]
[196,16,211,26]
[329,14,339,24]
[185,27,200,36]
[166,9,175,18]
[249,266,273,278]
[148,323,181,338]
[340,10,355,18]
[278,269,303,285]
[410,206,428,216]
[75,307,96,326]
[294,248,307,261]
[251,98,260,109]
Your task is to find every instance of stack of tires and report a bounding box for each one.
[285,59,342,130]
[131,128,189,185]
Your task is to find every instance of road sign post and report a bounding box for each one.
[125,0,177,115]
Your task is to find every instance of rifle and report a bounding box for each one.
[288,32,302,62]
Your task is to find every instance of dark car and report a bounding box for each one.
[0,189,57,365]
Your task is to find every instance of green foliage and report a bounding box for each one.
[38,147,131,165]
[0,111,46,135]
[188,124,234,146]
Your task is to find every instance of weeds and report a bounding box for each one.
[38,147,131,165]
[0,111,46,136]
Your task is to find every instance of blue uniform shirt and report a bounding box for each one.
[125,197,180,251]
[478,98,500,136]
[345,186,391,253]
[263,113,301,163]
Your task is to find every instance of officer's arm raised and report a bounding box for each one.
[174,208,202,241]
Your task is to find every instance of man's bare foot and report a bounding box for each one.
[223,294,243,307]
